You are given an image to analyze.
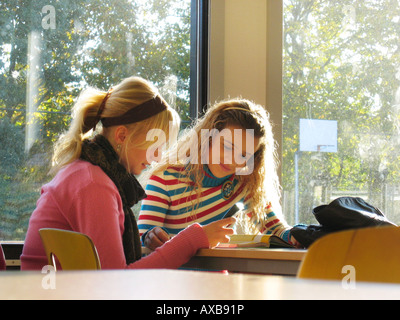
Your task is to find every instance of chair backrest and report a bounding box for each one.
[297,226,400,283]
[39,228,101,271]
[0,244,6,271]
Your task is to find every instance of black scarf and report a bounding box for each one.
[80,134,146,264]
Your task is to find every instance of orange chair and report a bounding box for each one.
[39,228,101,271]
[297,226,400,283]
[0,244,6,271]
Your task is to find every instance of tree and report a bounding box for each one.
[0,0,192,239]
[283,0,400,224]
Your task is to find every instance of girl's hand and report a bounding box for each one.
[144,227,171,250]
[202,217,236,248]
[290,235,304,249]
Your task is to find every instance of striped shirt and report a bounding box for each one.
[138,165,291,242]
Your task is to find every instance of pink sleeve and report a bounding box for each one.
[68,173,209,270]
[127,223,209,269]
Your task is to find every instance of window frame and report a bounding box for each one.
[190,0,210,118]
[1,0,208,267]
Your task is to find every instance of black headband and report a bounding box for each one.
[101,95,168,128]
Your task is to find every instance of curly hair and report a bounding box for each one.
[143,98,283,232]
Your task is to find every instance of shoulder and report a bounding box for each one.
[145,166,192,196]
[60,160,110,183]
[46,160,118,195]
[148,166,190,184]
[35,160,122,225]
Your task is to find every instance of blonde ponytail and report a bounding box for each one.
[50,88,108,175]
[50,77,180,175]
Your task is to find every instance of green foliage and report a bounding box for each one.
[0,117,25,177]
[2,0,400,239]
[283,0,400,224]
[0,0,191,240]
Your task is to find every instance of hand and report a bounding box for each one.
[202,217,236,248]
[291,235,304,249]
[144,227,170,250]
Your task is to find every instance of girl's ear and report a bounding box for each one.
[114,125,128,145]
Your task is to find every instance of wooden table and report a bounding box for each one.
[183,248,306,275]
[1,269,399,300]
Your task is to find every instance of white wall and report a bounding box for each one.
[210,0,267,106]
[209,0,283,177]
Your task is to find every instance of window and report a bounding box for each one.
[282,1,400,225]
[0,0,197,240]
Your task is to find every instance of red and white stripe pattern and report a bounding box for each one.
[138,166,291,243]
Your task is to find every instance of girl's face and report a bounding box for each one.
[122,146,149,175]
[207,125,261,178]
[119,133,160,175]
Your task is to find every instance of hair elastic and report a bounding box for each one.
[92,89,113,131]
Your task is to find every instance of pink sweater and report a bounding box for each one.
[21,160,209,270]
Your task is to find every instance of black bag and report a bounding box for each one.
[291,197,397,248]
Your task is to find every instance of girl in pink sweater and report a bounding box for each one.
[21,77,234,270]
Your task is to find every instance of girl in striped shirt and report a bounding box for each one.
[138,99,296,250]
